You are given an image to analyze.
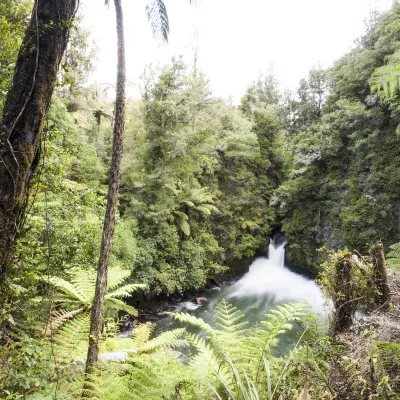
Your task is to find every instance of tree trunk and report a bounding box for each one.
[83,0,125,391]
[0,0,78,306]
[331,253,353,335]
[371,243,391,307]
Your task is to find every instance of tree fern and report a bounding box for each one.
[39,267,145,368]
[370,49,400,99]
[44,266,145,315]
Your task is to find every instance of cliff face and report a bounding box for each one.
[276,4,400,271]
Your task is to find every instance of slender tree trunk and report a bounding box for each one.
[371,243,391,307]
[83,0,125,390]
[0,0,78,307]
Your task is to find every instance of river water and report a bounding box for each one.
[154,240,326,350]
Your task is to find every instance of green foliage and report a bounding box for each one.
[171,300,312,398]
[120,59,280,293]
[374,340,400,395]
[277,2,400,269]
[318,248,380,314]
[45,265,145,316]
[0,334,54,398]
[0,0,32,112]
[370,49,400,99]
[39,266,145,366]
[386,242,400,270]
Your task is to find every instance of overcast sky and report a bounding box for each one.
[81,0,394,102]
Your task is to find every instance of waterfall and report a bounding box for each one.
[228,239,325,314]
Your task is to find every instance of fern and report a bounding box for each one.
[386,242,400,270]
[69,323,190,400]
[370,49,400,99]
[40,267,145,368]
[53,310,91,365]
[175,214,191,236]
[146,0,170,43]
[214,300,249,334]
[171,300,311,398]
[44,266,145,315]
[139,328,188,352]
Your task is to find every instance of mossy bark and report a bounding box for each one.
[0,0,78,306]
[331,253,353,335]
[370,243,391,307]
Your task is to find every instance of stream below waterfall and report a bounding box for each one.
[152,239,327,353]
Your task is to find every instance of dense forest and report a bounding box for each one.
[0,0,399,399]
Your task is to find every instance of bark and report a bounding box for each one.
[331,254,353,335]
[371,243,391,307]
[0,0,78,305]
[83,0,125,390]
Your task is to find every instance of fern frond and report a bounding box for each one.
[146,0,170,43]
[175,216,190,236]
[195,205,212,215]
[370,49,400,99]
[173,210,188,220]
[42,307,85,336]
[53,310,91,364]
[107,283,146,299]
[170,312,215,334]
[107,266,131,290]
[214,299,249,334]
[250,302,308,358]
[131,322,154,347]
[199,203,219,213]
[45,275,90,306]
[139,328,188,353]
[186,333,232,385]
[80,363,131,400]
[105,297,138,316]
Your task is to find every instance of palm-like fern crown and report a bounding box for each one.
[46,265,145,315]
[169,182,219,235]
[370,49,400,99]
[105,0,171,43]
[42,267,145,365]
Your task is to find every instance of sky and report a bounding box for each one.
[81,0,395,103]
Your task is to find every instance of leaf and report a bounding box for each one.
[173,210,188,220]
[146,0,170,43]
[183,200,195,207]
[176,216,190,236]
[195,205,211,215]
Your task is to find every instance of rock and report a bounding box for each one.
[196,297,208,305]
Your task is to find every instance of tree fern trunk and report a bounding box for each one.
[331,254,353,335]
[83,0,125,390]
[371,243,391,307]
[0,0,78,308]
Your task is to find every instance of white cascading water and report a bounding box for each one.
[228,240,325,315]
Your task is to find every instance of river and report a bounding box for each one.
[153,239,327,351]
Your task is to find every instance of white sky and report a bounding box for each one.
[81,0,394,102]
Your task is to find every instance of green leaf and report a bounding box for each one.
[176,217,190,236]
